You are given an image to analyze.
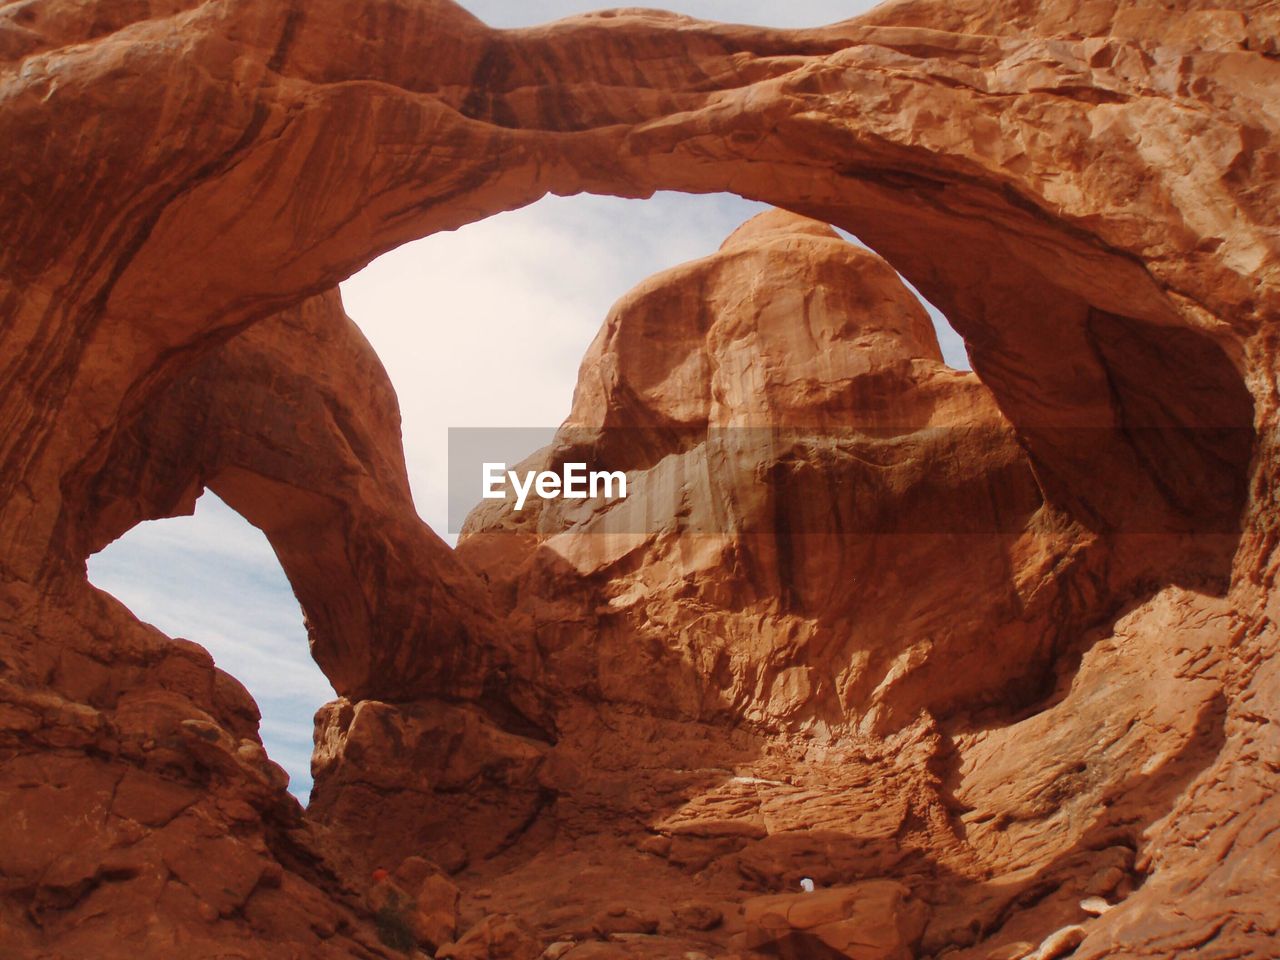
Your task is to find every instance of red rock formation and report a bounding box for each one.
[458,210,1090,734]
[81,290,509,703]
[742,881,927,959]
[1,0,1278,957]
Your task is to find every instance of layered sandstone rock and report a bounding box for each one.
[458,210,1090,741]
[81,289,509,704]
[1,0,1278,958]
[742,881,927,960]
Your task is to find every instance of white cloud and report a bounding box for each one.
[88,493,332,801]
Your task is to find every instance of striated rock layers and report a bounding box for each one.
[1,0,1277,958]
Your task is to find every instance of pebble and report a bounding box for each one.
[1035,924,1087,960]
[1080,896,1113,916]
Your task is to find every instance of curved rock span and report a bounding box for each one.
[1,1,1277,958]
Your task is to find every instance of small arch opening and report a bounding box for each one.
[87,490,333,802]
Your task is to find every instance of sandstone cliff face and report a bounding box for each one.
[2,0,1278,958]
[457,210,1089,736]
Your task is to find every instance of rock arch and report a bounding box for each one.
[1,1,1277,956]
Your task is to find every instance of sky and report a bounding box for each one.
[87,0,966,803]
[87,493,332,797]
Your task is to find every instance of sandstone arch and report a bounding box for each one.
[2,0,1270,579]
[1,0,1277,956]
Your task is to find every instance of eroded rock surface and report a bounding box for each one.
[2,0,1278,957]
[459,210,1090,736]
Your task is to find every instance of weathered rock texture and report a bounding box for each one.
[1,0,1278,958]
[459,210,1088,737]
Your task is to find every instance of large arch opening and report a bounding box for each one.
[338,190,968,543]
